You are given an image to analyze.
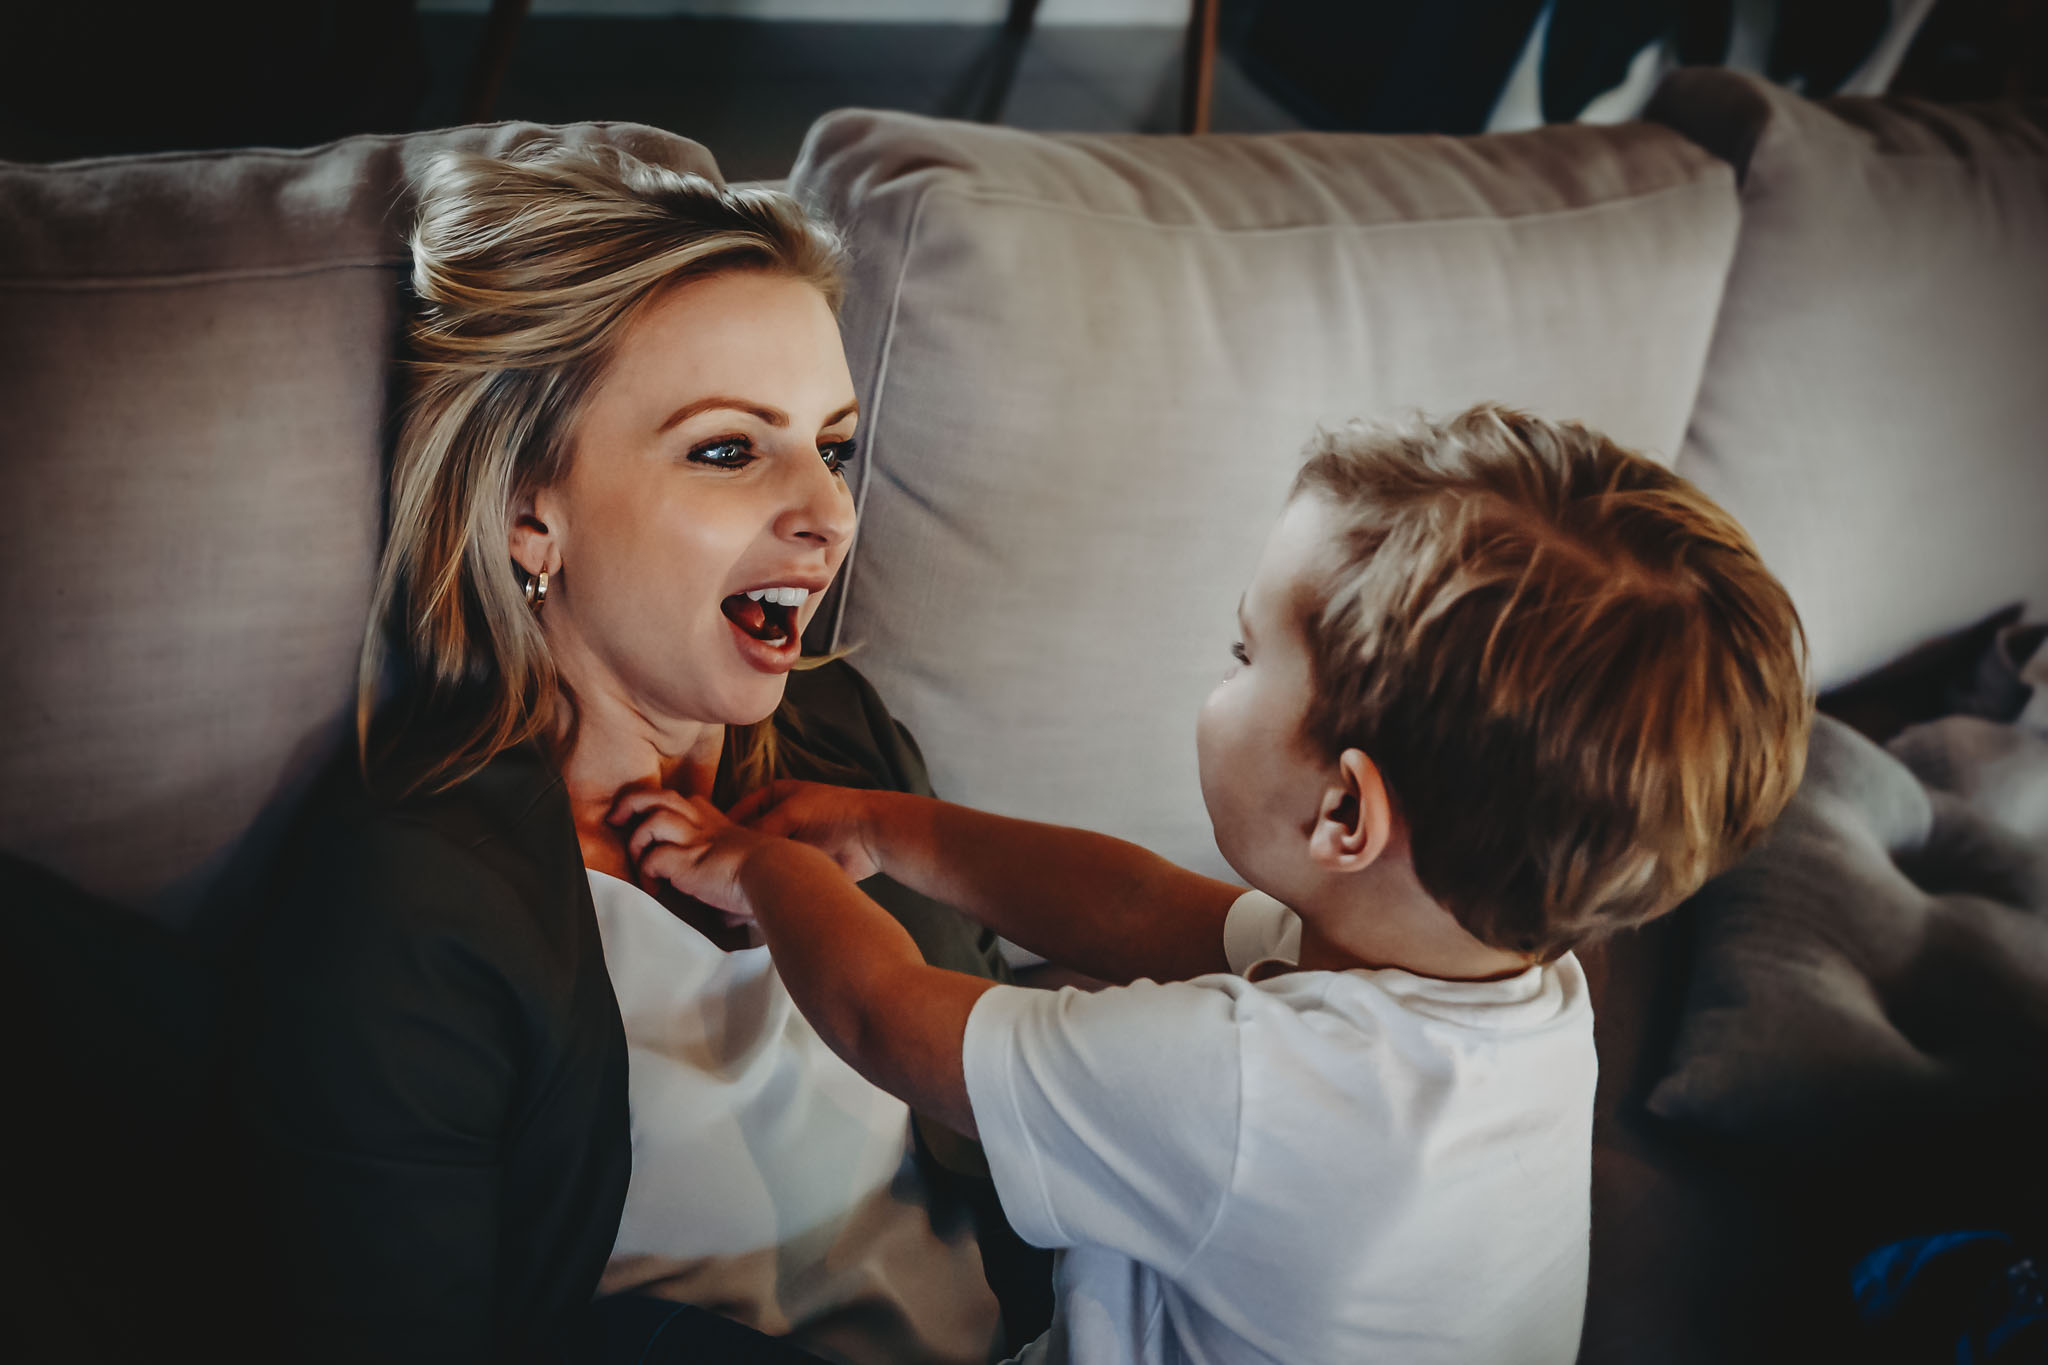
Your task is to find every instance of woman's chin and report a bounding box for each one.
[708,669,790,728]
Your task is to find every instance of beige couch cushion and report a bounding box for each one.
[0,123,718,922]
[1649,70,2048,692]
[793,113,1738,878]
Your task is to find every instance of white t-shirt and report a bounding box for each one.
[588,869,1002,1365]
[961,890,1597,1365]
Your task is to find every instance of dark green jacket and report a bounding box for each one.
[235,661,1012,1363]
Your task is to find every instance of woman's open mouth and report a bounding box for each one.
[719,584,812,671]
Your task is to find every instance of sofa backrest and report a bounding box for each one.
[1648,70,2048,692]
[24,76,2023,923]
[0,123,717,924]
[791,111,1740,879]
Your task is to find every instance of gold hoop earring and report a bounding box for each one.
[524,569,550,611]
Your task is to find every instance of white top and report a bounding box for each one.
[588,869,1001,1365]
[961,890,1597,1365]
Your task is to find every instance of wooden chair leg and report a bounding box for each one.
[461,0,532,124]
[1005,0,1044,39]
[966,0,1043,123]
[1181,0,1220,134]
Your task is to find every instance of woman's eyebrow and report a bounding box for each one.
[657,398,861,433]
[657,396,787,432]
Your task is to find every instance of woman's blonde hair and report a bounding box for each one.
[359,139,848,795]
[1292,404,1812,960]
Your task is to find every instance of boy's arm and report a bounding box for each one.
[743,784,1242,985]
[746,838,993,1138]
[628,793,1247,1271]
[630,795,992,1136]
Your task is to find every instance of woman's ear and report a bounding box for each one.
[1308,748,1396,873]
[508,488,563,580]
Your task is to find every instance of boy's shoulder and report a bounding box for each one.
[1222,889,1596,1038]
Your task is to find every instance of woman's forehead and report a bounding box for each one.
[608,271,852,417]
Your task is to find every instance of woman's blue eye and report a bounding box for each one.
[822,439,859,475]
[688,437,754,468]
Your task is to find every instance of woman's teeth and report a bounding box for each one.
[721,590,800,645]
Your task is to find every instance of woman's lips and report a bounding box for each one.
[721,595,800,674]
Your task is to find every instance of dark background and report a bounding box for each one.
[2,0,2042,180]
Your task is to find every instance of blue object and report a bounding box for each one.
[1853,1231,2048,1364]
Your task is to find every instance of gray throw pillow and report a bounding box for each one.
[1647,714,2048,1149]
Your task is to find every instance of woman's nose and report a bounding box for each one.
[776,451,856,549]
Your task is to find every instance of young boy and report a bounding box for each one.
[615,402,1812,1364]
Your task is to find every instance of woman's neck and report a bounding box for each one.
[558,687,726,875]
[559,693,758,951]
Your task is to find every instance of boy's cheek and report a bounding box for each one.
[1194,691,1232,788]
[1194,698,1248,847]
[1197,682,1264,777]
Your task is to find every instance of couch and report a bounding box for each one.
[3,68,2044,1362]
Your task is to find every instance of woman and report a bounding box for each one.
[235,142,1042,1364]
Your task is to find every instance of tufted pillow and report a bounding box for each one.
[789,109,1738,877]
[1648,714,2048,1149]
[1646,71,2048,691]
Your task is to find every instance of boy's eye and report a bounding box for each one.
[1230,641,1250,666]
[821,439,859,475]
[688,436,754,468]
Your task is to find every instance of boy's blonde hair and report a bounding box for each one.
[1292,404,1811,960]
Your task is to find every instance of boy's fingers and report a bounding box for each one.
[607,785,688,826]
[636,841,688,888]
[626,818,668,864]
[626,806,708,862]
[639,840,742,915]
[618,786,781,830]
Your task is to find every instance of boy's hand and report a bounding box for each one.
[728,780,887,883]
[607,789,775,921]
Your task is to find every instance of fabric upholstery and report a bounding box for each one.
[1647,69,2048,691]
[791,111,1739,877]
[1648,714,2048,1148]
[0,123,718,922]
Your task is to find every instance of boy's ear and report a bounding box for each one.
[508,487,563,581]
[1308,748,1396,873]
